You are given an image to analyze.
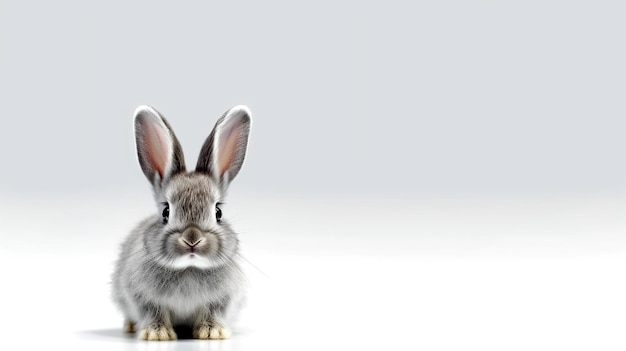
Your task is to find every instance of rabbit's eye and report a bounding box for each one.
[162,204,170,224]
[215,205,222,223]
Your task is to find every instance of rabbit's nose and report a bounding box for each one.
[180,227,203,247]
[181,237,202,247]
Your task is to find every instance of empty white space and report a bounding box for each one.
[0,194,624,350]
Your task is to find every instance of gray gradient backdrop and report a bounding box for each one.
[1,0,624,200]
[1,2,625,350]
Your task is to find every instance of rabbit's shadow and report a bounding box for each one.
[78,326,240,351]
[77,326,197,342]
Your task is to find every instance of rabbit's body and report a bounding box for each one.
[112,215,245,325]
[112,106,251,341]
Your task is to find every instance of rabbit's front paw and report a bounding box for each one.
[193,323,231,340]
[138,324,177,341]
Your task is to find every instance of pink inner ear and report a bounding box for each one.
[218,123,243,176]
[144,118,171,177]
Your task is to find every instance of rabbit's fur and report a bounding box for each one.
[112,105,251,340]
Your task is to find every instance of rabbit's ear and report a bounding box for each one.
[196,105,251,189]
[134,106,186,186]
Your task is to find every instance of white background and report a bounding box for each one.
[0,1,625,350]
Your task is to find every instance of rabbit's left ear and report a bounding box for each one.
[196,105,251,189]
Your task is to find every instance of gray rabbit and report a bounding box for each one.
[112,105,251,340]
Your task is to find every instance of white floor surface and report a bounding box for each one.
[0,195,624,350]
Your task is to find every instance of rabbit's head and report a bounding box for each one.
[133,105,251,270]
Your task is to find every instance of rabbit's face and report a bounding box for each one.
[147,173,239,270]
[133,105,250,270]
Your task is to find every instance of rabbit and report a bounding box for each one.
[112,105,251,341]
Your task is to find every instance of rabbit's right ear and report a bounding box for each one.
[134,106,186,187]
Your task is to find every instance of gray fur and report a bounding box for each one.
[112,106,251,339]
